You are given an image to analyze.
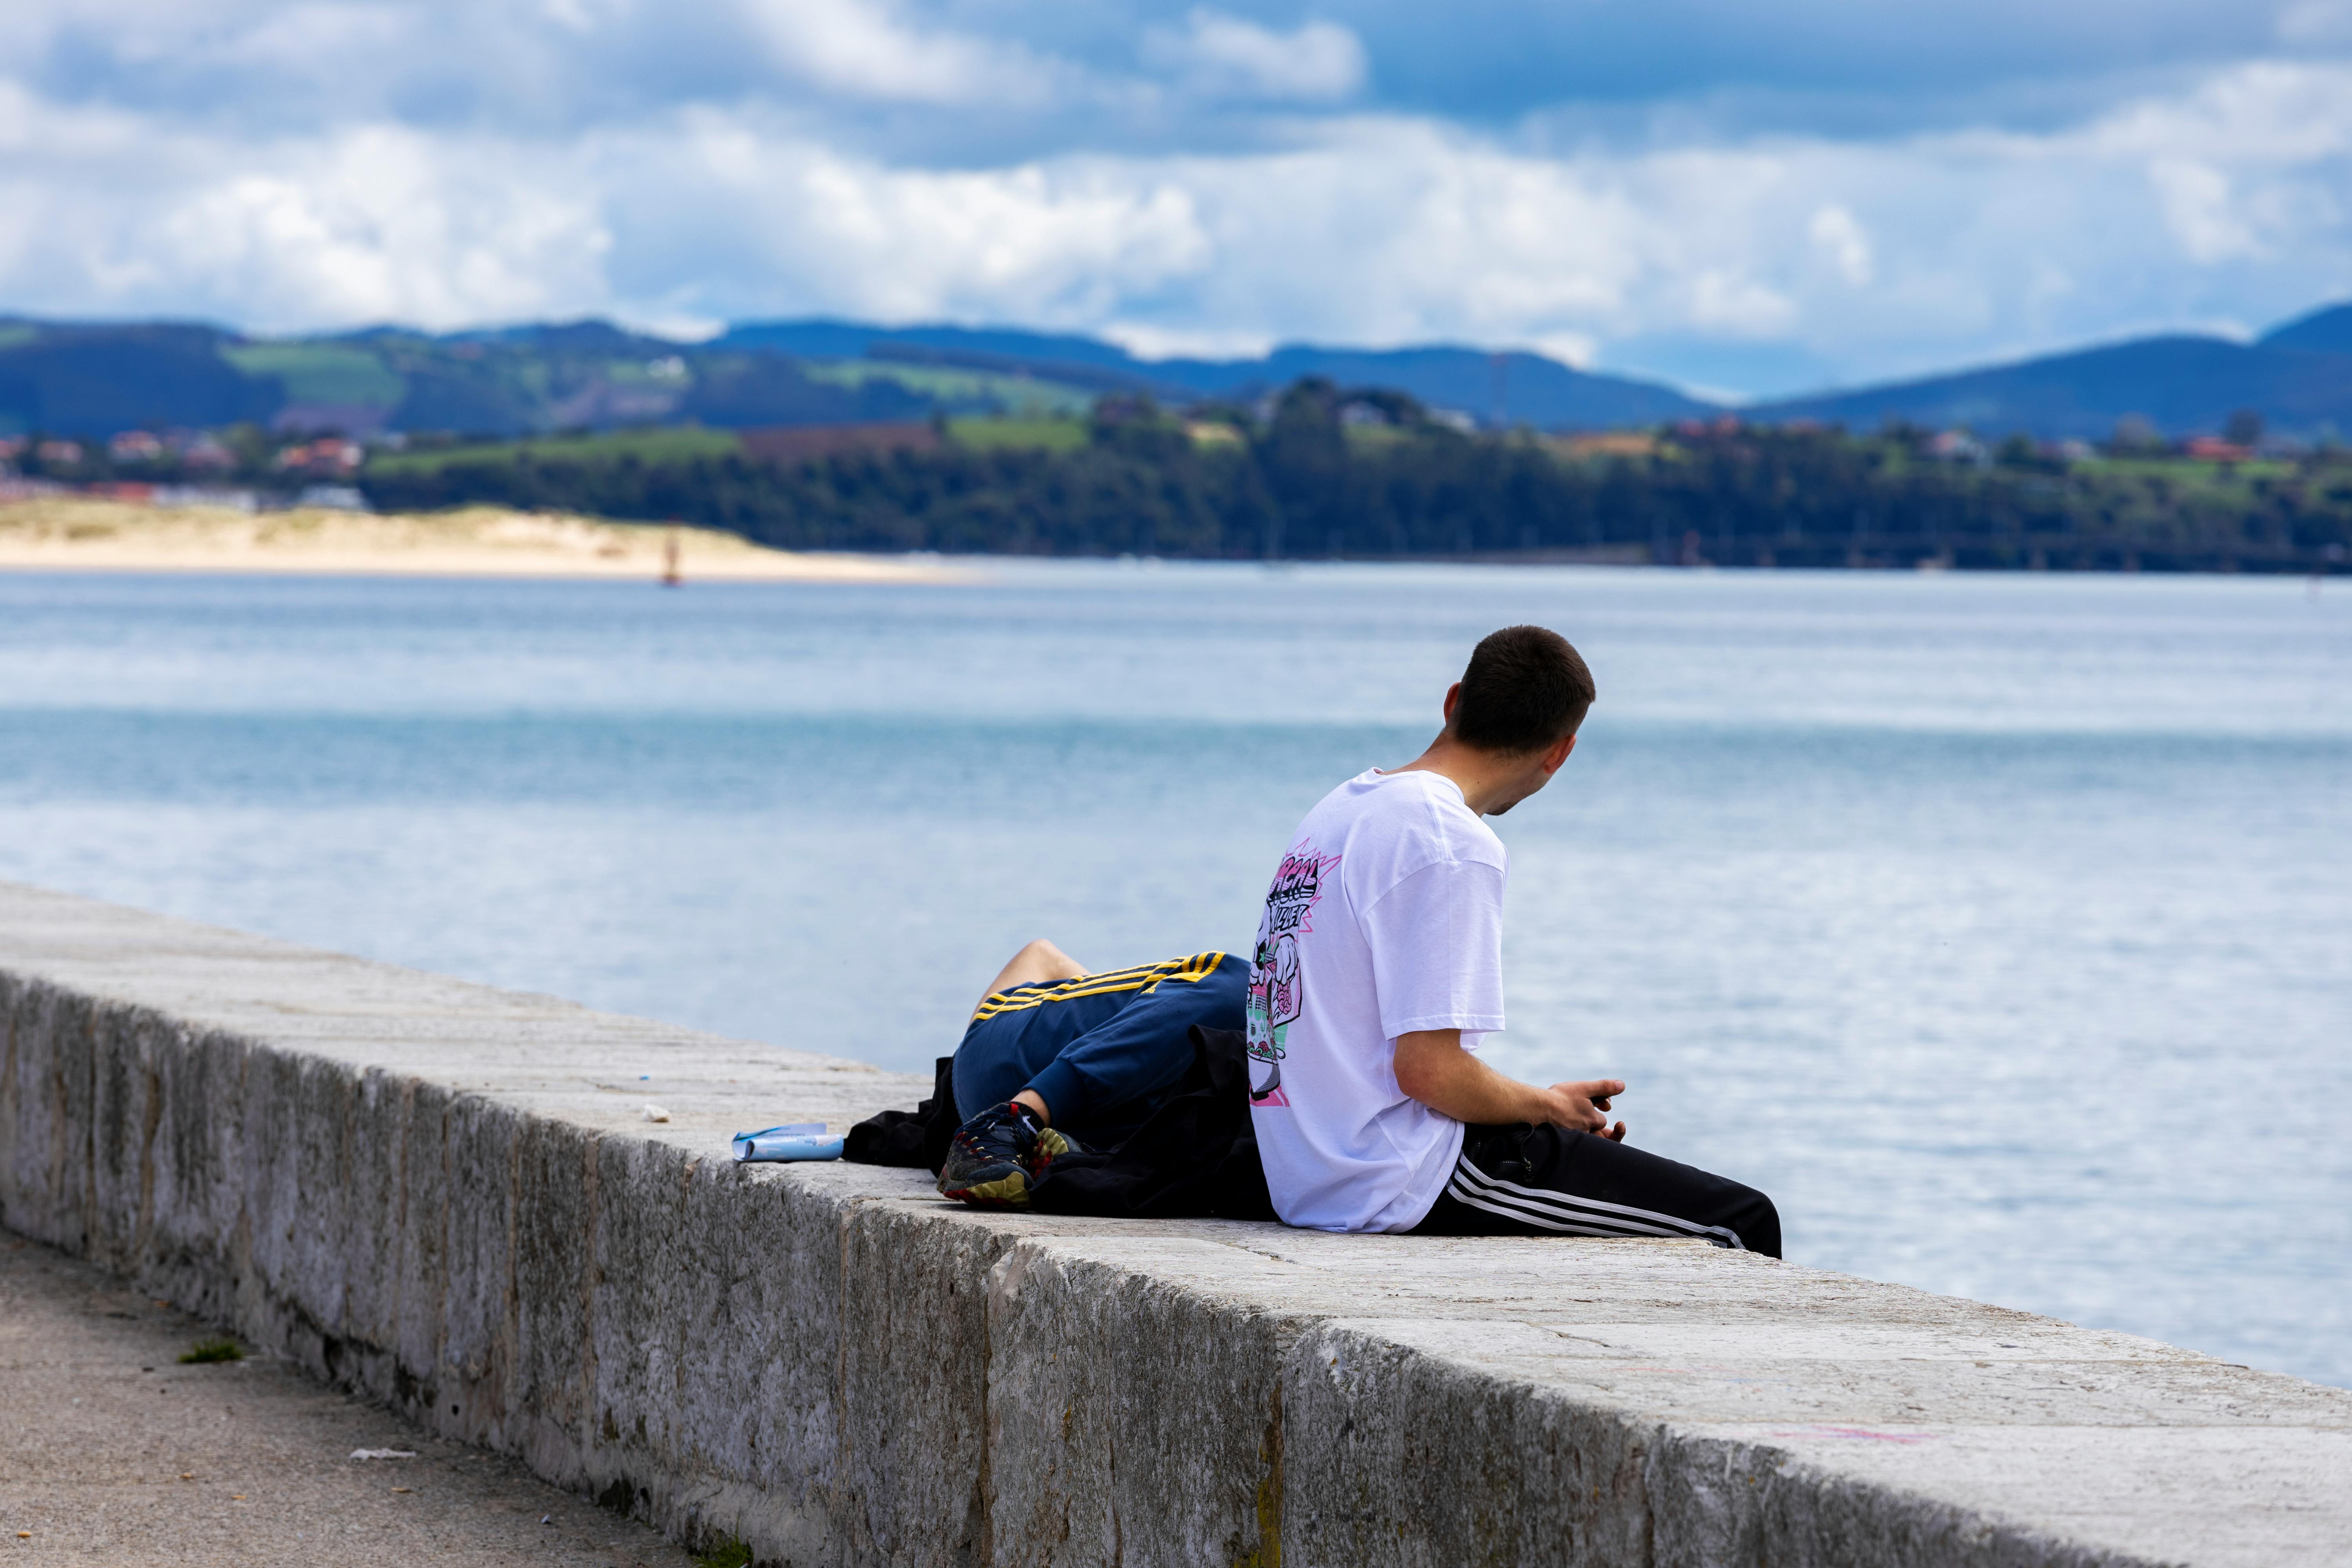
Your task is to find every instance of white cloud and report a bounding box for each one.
[1684,270,1799,334]
[1142,9,1368,102]
[1808,204,1875,285]
[0,55,2347,394]
[209,4,414,74]
[1528,330,1598,368]
[736,0,1060,106]
[2148,160,2262,262]
[1100,321,1278,361]
[2089,60,2352,164]
[603,111,1212,327]
[540,0,627,31]
[0,93,607,330]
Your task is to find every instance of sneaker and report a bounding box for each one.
[937,1102,1045,1206]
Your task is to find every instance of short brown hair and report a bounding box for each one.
[1450,626,1595,754]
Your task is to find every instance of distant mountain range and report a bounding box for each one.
[1748,304,2352,440]
[715,320,1714,428]
[3,300,2348,443]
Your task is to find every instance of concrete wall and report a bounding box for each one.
[2,879,2346,1567]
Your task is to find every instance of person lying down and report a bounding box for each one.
[935,941,1247,1205]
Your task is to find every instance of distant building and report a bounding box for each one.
[1927,430,1988,465]
[1671,415,1746,439]
[109,430,166,462]
[1551,432,1659,461]
[2183,436,2253,463]
[36,440,84,465]
[275,437,364,477]
[176,433,236,471]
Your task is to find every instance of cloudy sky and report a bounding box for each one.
[3,0,2349,396]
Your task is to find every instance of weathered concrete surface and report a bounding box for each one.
[0,1229,696,1564]
[1,878,2346,1568]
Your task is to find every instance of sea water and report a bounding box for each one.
[1,562,2346,1386]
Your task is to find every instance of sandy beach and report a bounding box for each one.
[0,498,967,583]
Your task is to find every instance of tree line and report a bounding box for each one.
[358,380,2352,572]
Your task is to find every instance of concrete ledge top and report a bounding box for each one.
[4,878,2347,1567]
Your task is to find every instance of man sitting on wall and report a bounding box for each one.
[936,942,1247,1205]
[1245,624,1780,1252]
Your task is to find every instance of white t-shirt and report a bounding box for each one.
[1245,768,1507,1232]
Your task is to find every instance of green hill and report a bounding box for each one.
[0,318,1104,440]
[0,323,281,435]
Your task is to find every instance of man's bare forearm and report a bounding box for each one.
[1393,1028,1628,1138]
[1393,1031,1554,1123]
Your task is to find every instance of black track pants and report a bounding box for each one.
[1410,1122,1781,1258]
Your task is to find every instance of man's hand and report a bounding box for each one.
[1539,1079,1628,1142]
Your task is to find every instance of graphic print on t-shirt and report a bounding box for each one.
[1246,846,1338,1107]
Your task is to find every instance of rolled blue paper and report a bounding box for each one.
[732,1123,843,1162]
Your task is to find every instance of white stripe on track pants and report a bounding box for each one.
[1412,1122,1780,1256]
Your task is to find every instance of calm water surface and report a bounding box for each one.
[2,563,2347,1385]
